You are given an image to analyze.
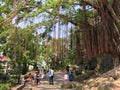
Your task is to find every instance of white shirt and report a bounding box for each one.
[49,69,54,77]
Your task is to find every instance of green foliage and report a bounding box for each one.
[0,28,9,45]
[0,71,6,81]
[7,78,16,86]
[0,65,2,69]
[68,50,76,64]
[0,0,118,77]
[22,60,28,75]
[74,9,85,23]
[33,62,38,70]
[108,0,114,6]
[1,27,36,74]
[1,0,84,73]
[0,84,10,90]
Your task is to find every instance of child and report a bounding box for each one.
[28,73,32,81]
[41,73,44,80]
[64,72,68,84]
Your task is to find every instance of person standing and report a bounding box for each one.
[48,67,54,85]
[68,70,73,82]
[66,65,70,73]
[36,71,40,85]
[43,69,47,80]
[41,67,45,80]
[64,72,68,84]
[27,73,32,82]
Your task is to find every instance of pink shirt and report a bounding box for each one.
[64,74,68,80]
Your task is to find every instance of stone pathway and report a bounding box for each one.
[22,71,65,90]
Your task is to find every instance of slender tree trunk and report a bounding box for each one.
[65,24,68,60]
[57,5,61,54]
[13,28,17,67]
[75,30,81,64]
[70,26,73,49]
[35,31,39,66]
[53,25,57,62]
[46,27,49,69]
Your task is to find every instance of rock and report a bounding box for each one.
[98,82,116,90]
[86,77,108,87]
[108,77,114,82]
[91,87,98,90]
[83,85,90,90]
[113,78,120,87]
[76,84,84,90]
[61,82,76,89]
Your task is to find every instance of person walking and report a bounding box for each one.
[48,67,54,85]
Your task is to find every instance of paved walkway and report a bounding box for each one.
[22,71,65,90]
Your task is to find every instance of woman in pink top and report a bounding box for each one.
[64,72,68,84]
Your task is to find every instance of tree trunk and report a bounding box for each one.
[82,0,120,64]
[75,30,82,64]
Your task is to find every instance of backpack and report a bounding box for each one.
[69,72,73,81]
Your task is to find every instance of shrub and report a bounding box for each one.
[0,84,10,90]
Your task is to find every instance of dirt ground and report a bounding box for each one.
[22,71,65,90]
[15,65,120,90]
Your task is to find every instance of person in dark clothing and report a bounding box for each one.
[36,71,40,85]
[66,65,70,73]
[48,67,54,85]
[68,71,73,81]
[43,69,47,80]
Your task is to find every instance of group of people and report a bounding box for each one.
[27,67,54,85]
[64,65,74,84]
[27,65,74,86]
[27,70,44,85]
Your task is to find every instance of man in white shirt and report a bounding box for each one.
[48,67,54,85]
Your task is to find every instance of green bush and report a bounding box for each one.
[0,84,10,90]
[7,78,16,86]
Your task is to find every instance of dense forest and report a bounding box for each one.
[0,0,120,89]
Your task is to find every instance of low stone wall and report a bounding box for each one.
[11,81,26,90]
[16,84,25,90]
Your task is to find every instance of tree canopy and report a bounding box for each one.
[0,0,120,71]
